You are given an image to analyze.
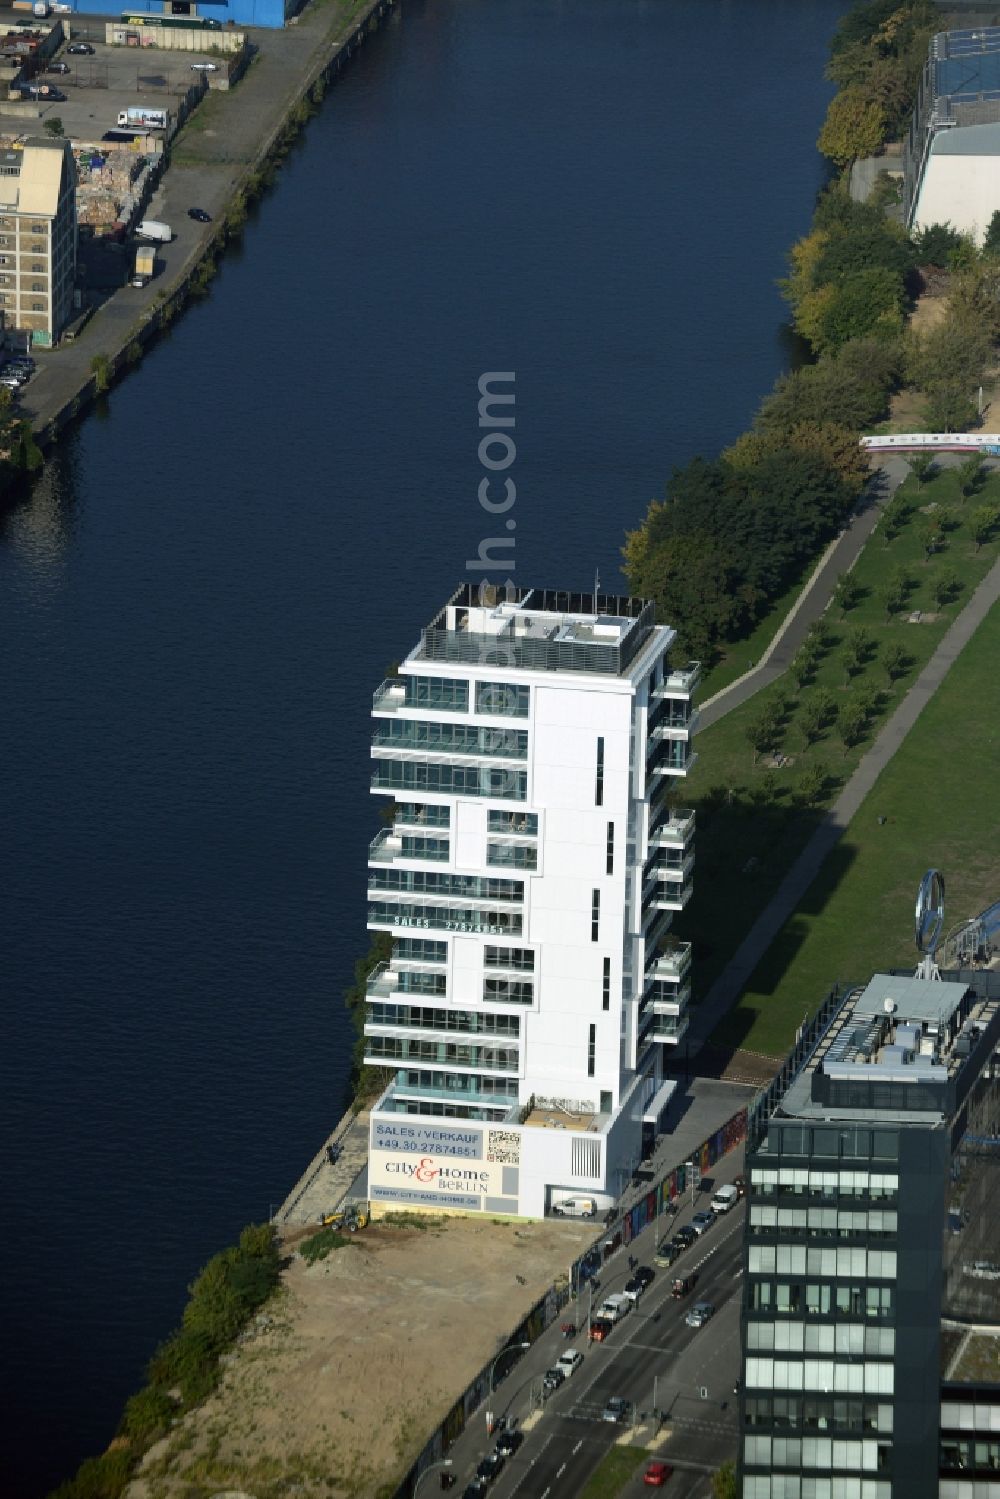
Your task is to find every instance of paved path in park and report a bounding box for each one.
[698,457,911,731]
[690,545,1000,1048]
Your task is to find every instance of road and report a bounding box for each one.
[438,1161,746,1499]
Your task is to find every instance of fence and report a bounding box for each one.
[394,1103,750,1497]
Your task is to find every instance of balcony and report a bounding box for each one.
[647,941,692,982]
[648,808,695,849]
[648,1014,689,1045]
[641,878,692,916]
[647,743,697,779]
[649,707,700,743]
[653,662,701,699]
[368,828,449,865]
[365,961,448,1000]
[369,903,523,937]
[373,679,406,715]
[391,1073,521,1106]
[365,961,398,999]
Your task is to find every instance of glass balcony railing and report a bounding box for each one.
[368,829,450,865]
[648,809,695,848]
[649,1014,689,1044]
[654,662,701,698]
[364,1037,519,1073]
[369,903,523,937]
[391,1072,520,1105]
[646,743,696,778]
[373,679,406,714]
[646,941,692,981]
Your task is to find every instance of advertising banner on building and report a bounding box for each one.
[369,1118,522,1212]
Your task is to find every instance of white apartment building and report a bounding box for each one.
[364,584,699,1219]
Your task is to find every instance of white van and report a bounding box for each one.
[598,1294,632,1323]
[711,1183,739,1214]
[552,1196,596,1219]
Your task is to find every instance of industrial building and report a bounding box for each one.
[906,26,1000,244]
[67,0,290,30]
[0,136,76,347]
[363,584,698,1219]
[738,968,1000,1499]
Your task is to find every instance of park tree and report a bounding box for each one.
[818,86,888,166]
[795,760,831,807]
[833,574,862,616]
[746,705,781,766]
[882,567,913,620]
[969,504,1000,551]
[799,695,831,745]
[912,221,967,267]
[918,514,945,562]
[905,453,936,486]
[838,699,869,753]
[957,455,987,498]
[932,569,961,609]
[43,116,63,138]
[881,641,909,683]
[881,493,912,545]
[790,645,820,693]
[843,626,874,684]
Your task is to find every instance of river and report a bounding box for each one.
[0,0,841,1490]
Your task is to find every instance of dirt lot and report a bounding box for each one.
[127,1213,596,1499]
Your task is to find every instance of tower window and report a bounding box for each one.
[595,736,604,806]
[602,957,610,1011]
[606,821,614,875]
[591,890,600,942]
[587,1023,596,1077]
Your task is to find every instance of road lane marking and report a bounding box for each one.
[556,1463,566,1478]
[572,1441,582,1455]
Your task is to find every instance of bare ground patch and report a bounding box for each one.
[126,1215,595,1499]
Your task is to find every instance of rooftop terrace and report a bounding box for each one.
[412,583,664,679]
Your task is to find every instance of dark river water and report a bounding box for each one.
[0,1,841,1490]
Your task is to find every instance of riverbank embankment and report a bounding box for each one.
[272,1101,370,1226]
[19,0,393,447]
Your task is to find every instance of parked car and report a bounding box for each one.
[47,61,70,74]
[542,1366,565,1393]
[675,1225,696,1247]
[463,1482,487,1499]
[188,207,212,223]
[67,41,95,54]
[691,1210,715,1235]
[552,1196,596,1219]
[671,1274,698,1299]
[634,1265,655,1289]
[654,1243,680,1268]
[494,1428,522,1457]
[588,1317,613,1343]
[556,1349,584,1378]
[191,60,220,71]
[667,1234,688,1256]
[476,1453,504,1484]
[623,1276,646,1303]
[685,1300,715,1328]
[602,1230,622,1260]
[644,1462,674,1487]
[602,1396,630,1424]
[711,1184,740,1214]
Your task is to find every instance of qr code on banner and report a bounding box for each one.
[487,1129,521,1166]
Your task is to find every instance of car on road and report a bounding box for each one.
[654,1243,681,1268]
[191,60,220,71]
[188,207,212,223]
[589,1317,613,1343]
[602,1396,630,1424]
[463,1482,487,1499]
[476,1452,504,1484]
[47,61,70,74]
[634,1265,655,1289]
[691,1210,715,1235]
[623,1275,647,1302]
[67,41,95,54]
[556,1349,584,1377]
[495,1428,522,1457]
[644,1462,674,1487]
[685,1300,715,1328]
[671,1274,698,1299]
[541,1366,565,1394]
[675,1225,696,1247]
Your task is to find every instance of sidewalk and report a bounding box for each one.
[690,547,1000,1046]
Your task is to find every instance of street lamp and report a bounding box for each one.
[489,1341,531,1391]
[413,1459,453,1493]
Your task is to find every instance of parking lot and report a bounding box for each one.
[0,13,218,145]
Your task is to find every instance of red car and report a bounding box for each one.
[644,1461,673,1486]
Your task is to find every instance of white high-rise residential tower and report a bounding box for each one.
[364,584,699,1219]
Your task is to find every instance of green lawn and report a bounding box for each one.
[578,1445,650,1499]
[675,463,1000,1020]
[709,576,1000,1057]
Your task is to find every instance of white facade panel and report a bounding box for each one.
[913,146,1000,246]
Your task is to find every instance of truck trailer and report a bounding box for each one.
[131,244,155,287]
[117,106,169,131]
[136,219,171,243]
